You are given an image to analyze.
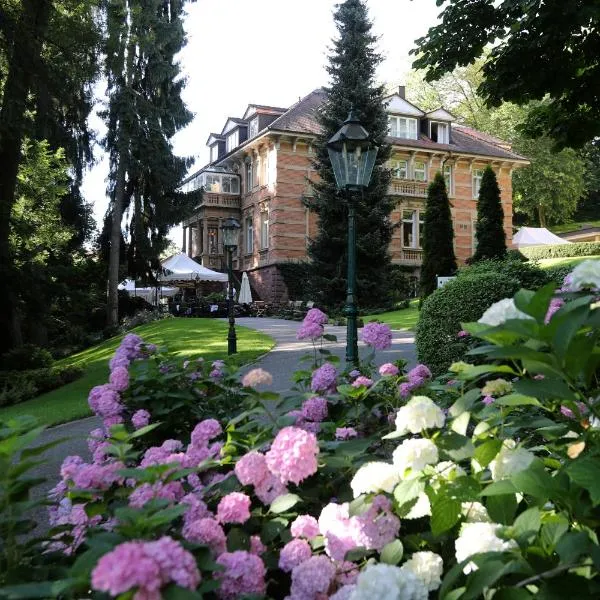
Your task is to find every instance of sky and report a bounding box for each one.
[81,0,442,244]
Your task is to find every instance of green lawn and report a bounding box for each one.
[0,319,274,427]
[549,220,600,234]
[363,300,419,331]
[537,255,600,268]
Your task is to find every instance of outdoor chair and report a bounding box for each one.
[252,301,267,317]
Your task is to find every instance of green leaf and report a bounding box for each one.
[393,478,424,507]
[462,558,526,600]
[322,333,338,342]
[515,283,557,322]
[567,455,600,505]
[474,439,503,468]
[227,527,250,551]
[496,394,542,408]
[270,493,301,514]
[451,411,470,435]
[430,494,461,536]
[540,517,569,553]
[492,590,533,600]
[513,507,541,540]
[511,460,557,500]
[436,432,474,461]
[514,377,577,402]
[449,388,481,417]
[162,585,204,600]
[556,531,591,563]
[261,517,288,543]
[486,493,518,525]
[380,539,404,565]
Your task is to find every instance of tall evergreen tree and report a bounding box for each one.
[104,0,196,327]
[473,166,507,261]
[307,0,394,311]
[420,172,457,297]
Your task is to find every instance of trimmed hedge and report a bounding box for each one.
[459,258,550,291]
[416,272,521,376]
[0,364,84,407]
[516,242,600,260]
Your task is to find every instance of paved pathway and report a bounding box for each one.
[28,318,415,528]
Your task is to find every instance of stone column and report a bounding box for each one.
[188,226,193,257]
[203,219,209,259]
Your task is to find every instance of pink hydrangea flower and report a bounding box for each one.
[291,515,320,539]
[254,473,288,504]
[131,409,150,430]
[72,461,124,491]
[242,368,273,387]
[335,427,358,440]
[379,363,399,376]
[399,382,412,398]
[279,539,312,572]
[217,492,251,524]
[60,455,85,480]
[409,364,432,380]
[181,493,210,524]
[103,415,123,430]
[109,366,129,392]
[265,426,319,485]
[297,320,324,341]
[352,376,373,388]
[336,561,359,586]
[457,330,469,338]
[318,502,357,561]
[482,395,495,405]
[349,369,361,379]
[360,322,392,350]
[301,396,329,422]
[311,362,338,393]
[183,517,227,556]
[215,551,266,599]
[289,555,336,598]
[234,451,270,487]
[545,297,565,324]
[250,535,266,556]
[304,307,328,325]
[128,481,185,508]
[351,496,400,551]
[191,419,222,447]
[96,388,123,418]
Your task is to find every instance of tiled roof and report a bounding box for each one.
[267,89,527,162]
[252,104,287,113]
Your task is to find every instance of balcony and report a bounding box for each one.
[389,179,428,198]
[201,193,241,209]
[400,248,423,265]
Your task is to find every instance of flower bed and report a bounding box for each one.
[3,262,600,598]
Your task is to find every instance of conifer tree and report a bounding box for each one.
[104,0,196,327]
[472,165,506,261]
[307,0,394,311]
[420,172,457,297]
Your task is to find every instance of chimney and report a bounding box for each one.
[398,85,406,99]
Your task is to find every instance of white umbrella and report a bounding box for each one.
[238,272,253,304]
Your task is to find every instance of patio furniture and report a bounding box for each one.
[252,301,267,317]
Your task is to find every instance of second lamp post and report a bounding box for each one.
[327,111,378,366]
[221,217,241,355]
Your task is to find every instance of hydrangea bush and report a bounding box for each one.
[3,260,600,598]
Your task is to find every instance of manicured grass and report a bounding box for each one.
[0,318,274,427]
[550,220,600,234]
[536,255,600,268]
[363,300,419,331]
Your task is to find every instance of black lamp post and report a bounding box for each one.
[327,111,378,366]
[221,217,241,355]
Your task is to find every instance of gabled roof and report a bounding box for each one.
[425,107,456,122]
[221,117,247,135]
[453,124,513,151]
[385,94,425,117]
[267,88,326,135]
[206,133,225,146]
[242,104,287,120]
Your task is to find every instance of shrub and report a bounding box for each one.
[0,344,53,371]
[544,264,573,285]
[0,364,84,407]
[416,271,520,375]
[119,310,170,333]
[517,241,600,260]
[460,257,550,291]
[278,261,311,301]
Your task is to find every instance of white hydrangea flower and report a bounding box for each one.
[568,259,600,291]
[455,522,517,573]
[461,501,491,523]
[392,438,439,477]
[489,439,534,481]
[395,396,445,435]
[400,551,443,592]
[331,585,356,600]
[403,492,431,519]
[434,460,466,480]
[478,298,533,327]
[351,462,400,498]
[349,563,428,600]
[481,378,512,397]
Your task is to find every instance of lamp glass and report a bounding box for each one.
[221,218,241,248]
[327,143,378,189]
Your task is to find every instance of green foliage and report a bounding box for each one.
[0,344,53,371]
[307,0,395,310]
[417,272,520,375]
[420,172,457,297]
[461,259,549,292]
[278,262,311,301]
[518,242,600,261]
[0,364,83,407]
[412,0,600,149]
[473,166,506,261]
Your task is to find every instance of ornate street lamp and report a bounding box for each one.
[327,111,378,365]
[221,217,241,355]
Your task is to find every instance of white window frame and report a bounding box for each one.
[245,216,254,254]
[226,130,239,152]
[248,117,259,139]
[245,162,253,193]
[430,121,450,144]
[390,159,408,179]
[444,164,453,195]
[413,160,427,182]
[402,209,424,249]
[473,168,484,198]
[210,145,219,162]
[388,116,418,140]
[252,160,259,188]
[260,210,269,249]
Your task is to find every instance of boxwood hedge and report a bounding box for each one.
[516,241,600,260]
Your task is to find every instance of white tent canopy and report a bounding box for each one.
[159,253,228,283]
[118,279,178,304]
[513,227,571,248]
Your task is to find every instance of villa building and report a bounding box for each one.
[178,87,528,302]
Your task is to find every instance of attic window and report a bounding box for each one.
[388,116,418,140]
[226,131,239,152]
[210,145,219,162]
[249,117,259,139]
[430,121,449,144]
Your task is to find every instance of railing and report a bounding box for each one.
[388,179,428,198]
[400,248,423,264]
[202,194,241,209]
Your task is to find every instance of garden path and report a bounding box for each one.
[29,318,415,529]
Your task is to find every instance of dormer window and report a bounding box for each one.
[210,145,219,162]
[248,117,259,139]
[388,116,418,140]
[430,121,449,144]
[226,131,239,152]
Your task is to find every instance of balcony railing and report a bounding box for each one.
[202,193,241,209]
[400,248,423,265]
[389,179,428,198]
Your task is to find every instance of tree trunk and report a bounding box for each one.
[0,0,52,352]
[538,204,547,228]
[107,157,126,327]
